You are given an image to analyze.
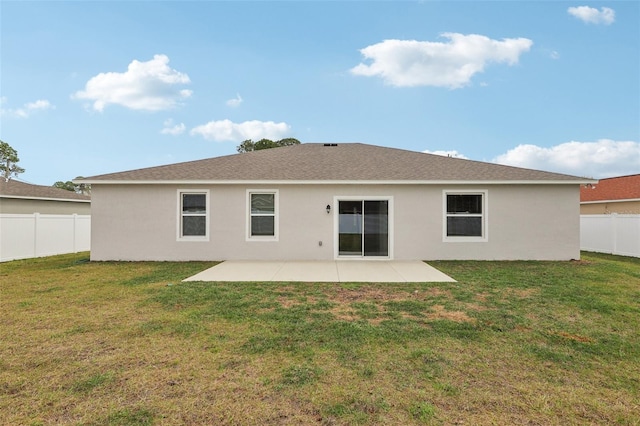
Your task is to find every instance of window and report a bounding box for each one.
[178,191,209,240]
[247,190,278,240]
[443,191,487,241]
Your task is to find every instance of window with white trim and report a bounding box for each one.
[178,191,209,240]
[248,190,278,240]
[444,191,487,241]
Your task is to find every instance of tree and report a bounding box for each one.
[277,138,301,147]
[0,140,26,181]
[75,178,91,195]
[53,177,91,195]
[236,139,256,153]
[53,180,76,191]
[236,138,300,153]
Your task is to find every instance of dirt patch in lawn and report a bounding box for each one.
[275,295,316,309]
[426,305,475,323]
[328,286,452,304]
[329,308,359,322]
[548,330,594,343]
[271,286,476,325]
[503,287,540,299]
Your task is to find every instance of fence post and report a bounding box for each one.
[73,213,77,253]
[33,212,40,258]
[611,213,617,256]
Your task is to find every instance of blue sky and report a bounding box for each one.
[1,1,638,185]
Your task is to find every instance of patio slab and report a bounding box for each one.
[183,260,455,283]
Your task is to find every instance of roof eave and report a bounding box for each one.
[77,179,597,186]
[581,198,640,204]
[0,195,91,203]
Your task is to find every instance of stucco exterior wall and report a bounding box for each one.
[90,183,580,261]
[0,198,91,215]
[580,200,640,215]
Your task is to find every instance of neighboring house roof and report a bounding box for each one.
[580,174,640,203]
[0,179,91,202]
[79,143,593,184]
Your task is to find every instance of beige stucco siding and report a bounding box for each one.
[0,198,91,215]
[580,200,640,215]
[413,184,580,260]
[90,183,580,261]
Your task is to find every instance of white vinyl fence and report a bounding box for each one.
[0,213,90,262]
[580,214,640,258]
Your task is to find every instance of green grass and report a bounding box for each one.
[1,252,639,425]
[70,372,115,394]
[104,408,155,426]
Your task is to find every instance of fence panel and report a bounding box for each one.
[0,213,91,262]
[74,215,91,252]
[0,215,37,261]
[580,214,640,258]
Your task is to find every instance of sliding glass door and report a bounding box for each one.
[363,200,388,256]
[338,200,389,257]
[338,201,363,256]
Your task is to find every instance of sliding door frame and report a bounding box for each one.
[333,195,394,260]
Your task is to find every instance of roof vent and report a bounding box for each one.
[323,143,338,147]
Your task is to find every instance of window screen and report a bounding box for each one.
[250,193,276,237]
[181,193,207,237]
[446,194,484,238]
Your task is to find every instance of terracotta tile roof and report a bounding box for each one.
[581,174,640,202]
[0,179,91,201]
[80,143,590,183]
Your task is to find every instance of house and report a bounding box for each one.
[77,143,593,262]
[0,179,91,262]
[0,179,91,214]
[580,174,640,215]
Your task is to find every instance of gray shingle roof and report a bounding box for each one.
[79,143,590,183]
[0,179,91,201]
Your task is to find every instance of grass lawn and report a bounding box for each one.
[1,252,639,425]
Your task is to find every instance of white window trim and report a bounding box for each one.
[246,189,279,241]
[177,189,210,242]
[333,195,394,260]
[442,190,488,243]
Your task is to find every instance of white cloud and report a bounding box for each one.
[423,149,469,159]
[190,119,291,142]
[226,93,243,108]
[0,97,54,118]
[493,139,639,178]
[350,33,533,88]
[568,6,615,25]
[72,54,192,112]
[160,119,186,135]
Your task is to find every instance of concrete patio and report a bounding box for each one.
[183,260,456,283]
